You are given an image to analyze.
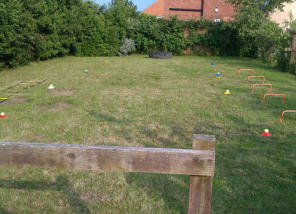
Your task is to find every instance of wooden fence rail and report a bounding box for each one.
[0,134,215,214]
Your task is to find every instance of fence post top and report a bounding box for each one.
[192,134,215,151]
[193,134,216,142]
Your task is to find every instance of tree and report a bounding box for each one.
[254,20,283,62]
[103,0,138,54]
[227,0,296,16]
[227,0,295,35]
[276,13,296,73]
[226,0,294,60]
[0,0,36,68]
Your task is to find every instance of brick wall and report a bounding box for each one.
[203,0,235,21]
[164,0,203,20]
[143,0,236,21]
[143,0,165,17]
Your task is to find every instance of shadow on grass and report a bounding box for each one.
[139,122,192,149]
[116,123,193,213]
[0,207,11,214]
[88,110,125,123]
[0,175,90,214]
[122,57,294,213]
[125,173,189,213]
[218,57,276,71]
[213,135,296,213]
[274,86,296,94]
[193,114,296,213]
[242,91,296,125]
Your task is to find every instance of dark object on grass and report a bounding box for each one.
[149,51,172,59]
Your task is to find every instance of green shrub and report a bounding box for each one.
[198,21,243,56]
[276,51,294,73]
[134,15,187,55]
[118,38,136,56]
[0,0,35,67]
[133,15,257,57]
[0,0,138,69]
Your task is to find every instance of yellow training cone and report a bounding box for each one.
[224,90,230,95]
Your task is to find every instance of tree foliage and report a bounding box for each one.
[0,0,138,68]
[227,0,295,15]
[134,15,186,54]
[0,0,35,68]
[226,0,294,63]
[276,14,296,74]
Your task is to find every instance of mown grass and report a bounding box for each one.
[0,55,295,213]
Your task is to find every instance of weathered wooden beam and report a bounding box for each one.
[188,134,215,214]
[0,142,215,176]
[284,48,296,52]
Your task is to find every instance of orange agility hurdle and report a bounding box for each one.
[246,75,265,85]
[261,93,286,105]
[280,110,296,123]
[237,68,255,76]
[251,83,272,93]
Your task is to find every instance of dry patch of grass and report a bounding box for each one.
[0,97,26,105]
[47,102,71,112]
[49,89,74,96]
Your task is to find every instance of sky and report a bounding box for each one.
[94,0,155,11]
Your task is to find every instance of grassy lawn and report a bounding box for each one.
[0,55,295,213]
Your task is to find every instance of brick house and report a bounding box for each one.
[143,0,236,21]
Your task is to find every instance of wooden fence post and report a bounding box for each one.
[188,134,215,214]
[290,33,296,65]
[285,32,296,65]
